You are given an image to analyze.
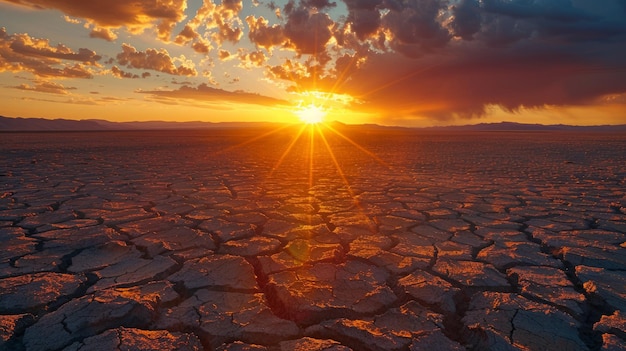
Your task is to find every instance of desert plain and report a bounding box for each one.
[0,126,625,351]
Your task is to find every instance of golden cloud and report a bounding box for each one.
[0,27,98,78]
[14,80,76,94]
[116,43,197,76]
[3,0,186,41]
[138,83,288,106]
[89,27,118,42]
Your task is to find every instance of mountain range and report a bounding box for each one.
[1,115,625,132]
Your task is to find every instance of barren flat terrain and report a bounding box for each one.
[1,126,625,350]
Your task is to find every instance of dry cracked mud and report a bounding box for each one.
[1,127,625,350]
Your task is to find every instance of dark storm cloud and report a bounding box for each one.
[343,0,384,40]
[472,0,626,46]
[301,0,337,10]
[339,40,626,119]
[323,0,626,119]
[381,0,451,56]
[449,0,482,40]
[282,2,335,55]
[481,0,595,22]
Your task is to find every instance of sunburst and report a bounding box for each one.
[215,89,392,232]
[295,103,327,124]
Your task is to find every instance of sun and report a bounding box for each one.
[295,104,327,124]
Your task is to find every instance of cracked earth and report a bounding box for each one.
[1,126,625,351]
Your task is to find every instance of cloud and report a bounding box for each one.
[3,0,187,41]
[174,25,198,44]
[381,0,451,57]
[218,49,232,60]
[0,27,97,78]
[14,80,76,94]
[283,4,334,55]
[343,0,383,40]
[110,65,139,79]
[8,32,101,63]
[267,58,309,83]
[160,0,250,56]
[481,0,595,22]
[209,1,245,45]
[116,43,197,76]
[221,0,243,15]
[246,0,337,55]
[246,15,286,50]
[89,27,118,42]
[173,24,212,53]
[265,0,626,120]
[178,0,245,49]
[63,15,81,25]
[335,40,626,119]
[300,0,337,10]
[237,49,267,68]
[192,40,211,54]
[138,83,288,106]
[19,94,126,106]
[449,0,482,40]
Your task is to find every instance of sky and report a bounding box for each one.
[1,0,625,127]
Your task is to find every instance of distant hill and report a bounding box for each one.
[87,119,277,130]
[1,115,625,132]
[424,121,626,132]
[0,116,106,131]
[0,116,278,131]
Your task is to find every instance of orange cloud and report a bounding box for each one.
[218,49,233,61]
[0,27,97,78]
[3,0,186,41]
[191,40,211,54]
[267,59,310,83]
[174,25,198,44]
[110,66,139,79]
[8,32,100,63]
[237,49,267,68]
[209,5,244,45]
[116,43,196,76]
[63,15,81,25]
[175,0,244,51]
[14,80,76,94]
[89,27,118,42]
[138,83,287,106]
[19,94,126,106]
[246,15,285,51]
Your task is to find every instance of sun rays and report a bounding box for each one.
[210,70,395,231]
[212,112,394,234]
